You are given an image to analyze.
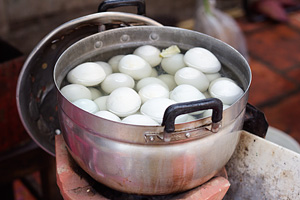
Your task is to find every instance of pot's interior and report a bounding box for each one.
[55,26,250,92]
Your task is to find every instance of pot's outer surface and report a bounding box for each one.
[54,26,251,195]
[16,12,162,155]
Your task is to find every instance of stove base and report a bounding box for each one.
[55,134,230,200]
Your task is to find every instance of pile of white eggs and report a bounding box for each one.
[60,45,244,126]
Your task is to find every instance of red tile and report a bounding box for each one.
[247,59,296,105]
[261,93,300,144]
[237,18,269,33]
[286,67,300,84]
[246,24,300,70]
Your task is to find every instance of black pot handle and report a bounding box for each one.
[98,0,146,15]
[162,98,223,141]
[243,103,269,138]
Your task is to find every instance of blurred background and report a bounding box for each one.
[0,0,300,199]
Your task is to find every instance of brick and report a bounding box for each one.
[246,24,300,70]
[247,59,296,106]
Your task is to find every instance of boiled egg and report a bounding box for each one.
[161,53,186,75]
[133,45,162,67]
[101,73,135,94]
[122,114,159,126]
[118,54,152,80]
[73,99,99,113]
[209,78,244,105]
[140,98,188,124]
[174,67,209,92]
[139,83,169,103]
[108,55,124,73]
[136,77,169,91]
[88,87,102,100]
[184,47,221,73]
[61,84,92,102]
[157,74,177,90]
[95,61,113,76]
[94,95,108,111]
[106,87,141,117]
[94,110,121,122]
[67,62,106,86]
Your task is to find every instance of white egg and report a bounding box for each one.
[73,99,99,113]
[122,114,159,126]
[157,74,177,90]
[94,96,108,111]
[140,98,188,124]
[88,87,102,100]
[184,47,221,73]
[107,87,141,117]
[150,68,158,77]
[174,67,209,92]
[108,55,124,73]
[170,84,206,115]
[101,73,135,94]
[133,45,162,67]
[205,72,221,82]
[118,54,152,80]
[139,83,170,103]
[136,77,169,91]
[94,110,121,122]
[202,104,230,118]
[95,61,113,76]
[161,53,186,75]
[67,62,106,86]
[61,84,92,102]
[170,84,206,103]
[209,78,244,105]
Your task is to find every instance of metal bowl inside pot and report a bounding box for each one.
[53,26,251,195]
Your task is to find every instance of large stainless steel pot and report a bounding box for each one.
[53,25,251,195]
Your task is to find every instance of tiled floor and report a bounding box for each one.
[238,12,300,144]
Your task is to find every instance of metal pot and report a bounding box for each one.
[53,25,251,195]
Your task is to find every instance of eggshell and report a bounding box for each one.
[133,45,162,67]
[61,84,92,102]
[118,54,152,80]
[94,110,121,122]
[157,74,177,90]
[107,87,141,117]
[73,99,99,113]
[108,55,124,73]
[184,47,221,73]
[174,67,209,92]
[136,77,169,91]
[122,114,159,126]
[139,83,169,103]
[209,78,244,105]
[94,96,108,111]
[67,62,106,86]
[140,98,188,124]
[161,53,186,75]
[101,73,135,94]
